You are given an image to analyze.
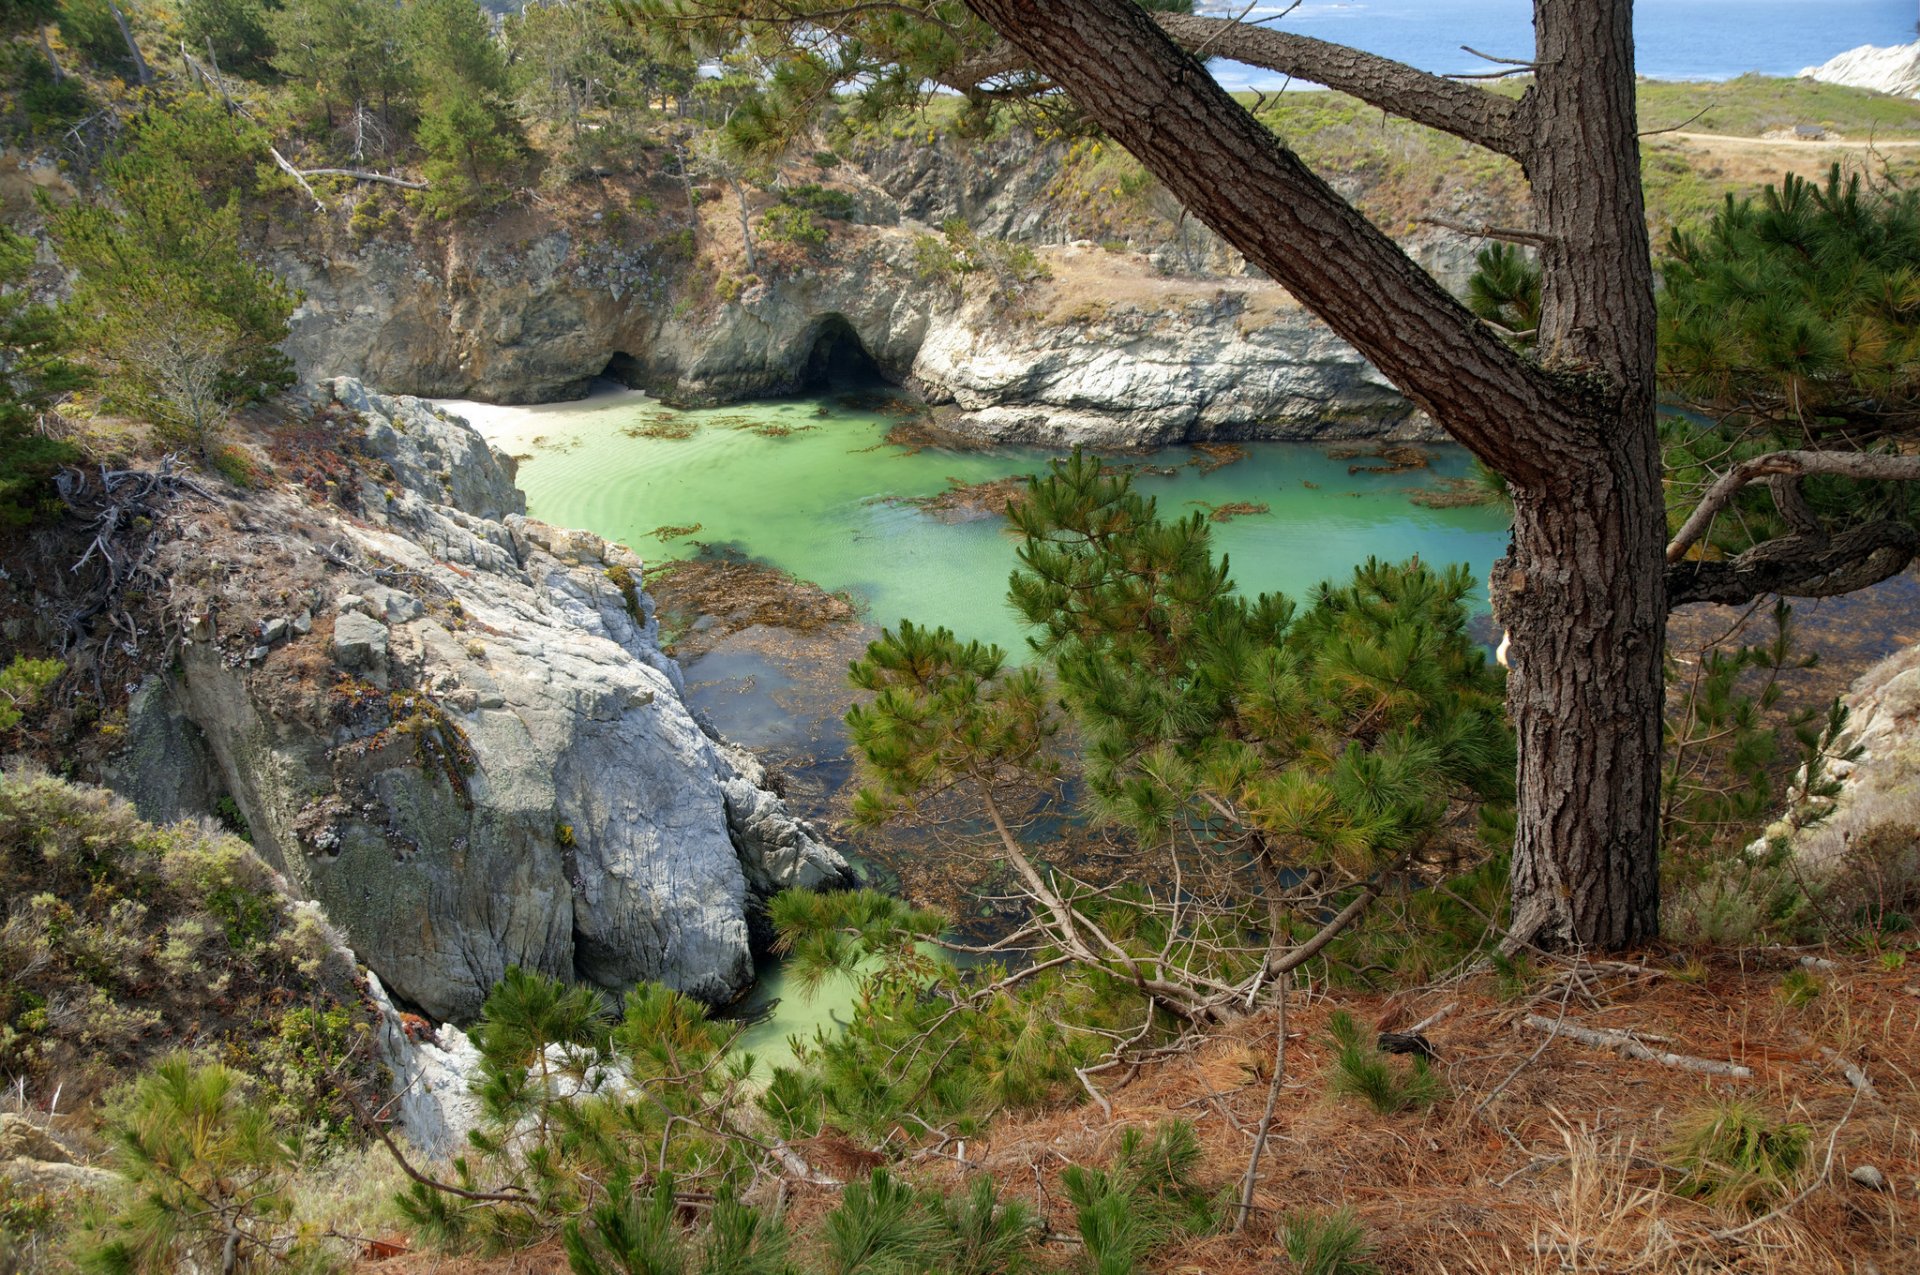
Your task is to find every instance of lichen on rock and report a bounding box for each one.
[108,380,849,1022]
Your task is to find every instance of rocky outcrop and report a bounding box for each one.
[1766,642,1920,874]
[109,381,849,1022]
[1800,42,1920,99]
[281,221,1428,446]
[909,246,1428,445]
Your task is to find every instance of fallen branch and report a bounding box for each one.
[1521,1014,1752,1078]
[1818,1046,1879,1101]
[1666,448,1920,563]
[1233,970,1287,1233]
[297,168,430,190]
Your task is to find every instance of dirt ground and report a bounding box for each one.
[353,951,1918,1274]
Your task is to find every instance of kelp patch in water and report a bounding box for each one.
[899,474,1034,523]
[1186,500,1271,523]
[621,414,698,440]
[1188,441,1248,473]
[648,550,859,661]
[1327,442,1433,475]
[1407,477,1499,509]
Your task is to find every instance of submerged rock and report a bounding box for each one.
[110,380,849,1021]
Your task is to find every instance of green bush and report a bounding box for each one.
[77,1056,327,1274]
[0,775,372,1113]
[1668,1099,1810,1215]
[1324,1011,1445,1115]
[1280,1207,1379,1275]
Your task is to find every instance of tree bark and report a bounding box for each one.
[960,0,1665,949]
[38,26,64,82]
[103,0,151,85]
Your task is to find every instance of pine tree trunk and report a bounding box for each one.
[103,0,151,85]
[1495,0,1665,948]
[1493,446,1666,950]
[38,27,64,82]
[960,0,1665,950]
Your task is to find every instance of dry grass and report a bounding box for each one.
[757,952,1919,1275]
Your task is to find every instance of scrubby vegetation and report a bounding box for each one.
[0,773,378,1115]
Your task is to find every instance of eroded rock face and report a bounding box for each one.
[1765,642,1920,873]
[1800,42,1920,99]
[111,381,848,1021]
[282,222,1432,446]
[909,251,1428,446]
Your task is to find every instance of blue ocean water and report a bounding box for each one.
[1200,1,1919,88]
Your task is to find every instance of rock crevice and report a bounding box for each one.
[110,380,849,1022]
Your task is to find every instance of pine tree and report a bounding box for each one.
[415,91,521,216]
[179,0,275,76]
[842,452,1513,1025]
[49,105,295,454]
[0,227,84,525]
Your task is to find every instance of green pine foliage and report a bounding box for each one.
[414,91,522,218]
[1463,243,1539,346]
[1005,451,1513,876]
[267,0,411,126]
[1667,1099,1811,1215]
[1279,1207,1379,1275]
[758,888,1133,1140]
[821,1168,950,1275]
[0,226,84,525]
[179,0,275,76]
[1061,1122,1215,1275]
[1662,166,1920,443]
[1323,1011,1445,1115]
[397,969,768,1255]
[0,655,62,730]
[49,100,295,452]
[76,1057,326,1274]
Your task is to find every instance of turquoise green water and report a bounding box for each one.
[441,382,1512,656]
[440,381,1511,1077]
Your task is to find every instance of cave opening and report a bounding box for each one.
[799,314,887,392]
[601,351,646,390]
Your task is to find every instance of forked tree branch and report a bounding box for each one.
[1665,449,1920,562]
[1153,15,1530,161]
[959,0,1578,486]
[953,15,1529,161]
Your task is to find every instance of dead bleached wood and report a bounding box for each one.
[295,168,429,190]
[1818,1046,1879,1100]
[1522,1014,1753,1078]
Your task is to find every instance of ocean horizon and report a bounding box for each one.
[1197,1,1919,89]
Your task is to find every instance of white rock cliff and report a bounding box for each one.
[110,380,849,1022]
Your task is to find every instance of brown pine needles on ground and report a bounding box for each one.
[847,951,1915,1274]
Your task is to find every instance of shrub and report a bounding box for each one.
[0,775,374,1111]
[1324,1011,1445,1115]
[76,1056,326,1274]
[1280,1207,1379,1275]
[0,657,62,732]
[1668,1098,1810,1215]
[821,1168,950,1275]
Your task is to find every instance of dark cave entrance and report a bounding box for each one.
[602,351,647,390]
[799,315,887,392]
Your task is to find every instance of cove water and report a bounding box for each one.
[442,381,1511,1074]
[1200,1,1918,89]
[442,382,1511,661]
